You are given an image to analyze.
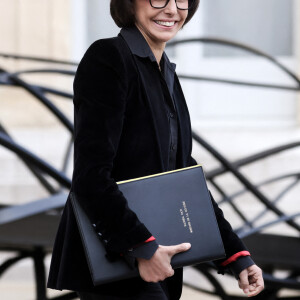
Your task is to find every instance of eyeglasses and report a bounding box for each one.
[149,0,195,10]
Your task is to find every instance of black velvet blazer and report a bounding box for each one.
[47,26,249,295]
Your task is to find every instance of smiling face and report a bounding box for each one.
[133,0,188,47]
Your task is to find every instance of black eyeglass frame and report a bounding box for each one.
[149,0,195,10]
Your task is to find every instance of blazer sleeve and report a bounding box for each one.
[72,39,153,255]
[189,156,254,274]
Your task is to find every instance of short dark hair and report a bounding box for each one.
[110,0,200,28]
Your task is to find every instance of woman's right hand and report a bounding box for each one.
[136,243,191,282]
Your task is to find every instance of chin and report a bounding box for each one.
[161,34,177,43]
[151,31,178,43]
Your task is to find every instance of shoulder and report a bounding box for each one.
[73,36,134,105]
[74,36,133,90]
[78,36,131,69]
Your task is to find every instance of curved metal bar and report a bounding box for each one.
[206,141,300,180]
[0,52,78,66]
[192,131,300,232]
[38,85,73,99]
[214,171,299,205]
[0,132,71,188]
[14,69,76,76]
[236,180,298,232]
[16,68,300,92]
[61,136,74,174]
[0,73,73,99]
[8,73,74,133]
[32,247,46,300]
[211,180,254,228]
[0,252,31,277]
[225,172,300,202]
[6,39,296,87]
[167,37,300,87]
[210,178,251,226]
[239,212,300,239]
[236,175,300,231]
[178,74,300,91]
[0,68,73,191]
[219,172,299,214]
[0,71,12,85]
[2,36,300,93]
[264,176,299,205]
[0,124,57,194]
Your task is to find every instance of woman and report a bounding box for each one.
[47,0,264,299]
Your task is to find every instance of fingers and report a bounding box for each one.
[238,269,250,295]
[139,264,174,282]
[137,247,175,283]
[238,265,264,297]
[137,243,191,283]
[247,281,264,297]
[246,266,264,297]
[167,243,191,257]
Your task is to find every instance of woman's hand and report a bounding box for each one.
[238,264,264,297]
[136,243,191,282]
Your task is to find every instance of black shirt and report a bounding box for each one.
[159,56,178,171]
[120,26,179,172]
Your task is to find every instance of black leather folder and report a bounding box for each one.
[70,164,225,285]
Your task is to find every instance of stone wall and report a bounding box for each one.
[0,0,72,128]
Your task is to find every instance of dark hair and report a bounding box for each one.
[110,0,200,28]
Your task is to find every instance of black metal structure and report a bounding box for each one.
[166,38,300,300]
[0,36,299,299]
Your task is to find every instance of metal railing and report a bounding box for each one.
[0,36,299,299]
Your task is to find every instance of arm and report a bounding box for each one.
[189,155,252,270]
[189,156,264,296]
[72,39,152,256]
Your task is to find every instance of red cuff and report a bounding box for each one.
[130,236,156,249]
[221,251,250,267]
[144,236,156,243]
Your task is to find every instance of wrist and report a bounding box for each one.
[230,256,255,279]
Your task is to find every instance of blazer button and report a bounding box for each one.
[169,112,174,118]
[171,144,176,151]
[97,232,102,237]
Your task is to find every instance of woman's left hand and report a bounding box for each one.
[238,264,264,297]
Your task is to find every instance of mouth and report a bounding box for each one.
[154,20,177,28]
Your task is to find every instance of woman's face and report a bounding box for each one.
[134,0,188,46]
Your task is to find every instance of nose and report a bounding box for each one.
[164,0,177,14]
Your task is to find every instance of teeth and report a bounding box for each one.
[155,21,175,27]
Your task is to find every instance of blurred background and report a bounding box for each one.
[0,0,299,299]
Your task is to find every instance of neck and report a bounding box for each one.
[146,39,165,65]
[135,24,166,64]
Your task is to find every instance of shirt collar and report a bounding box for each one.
[119,25,176,72]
